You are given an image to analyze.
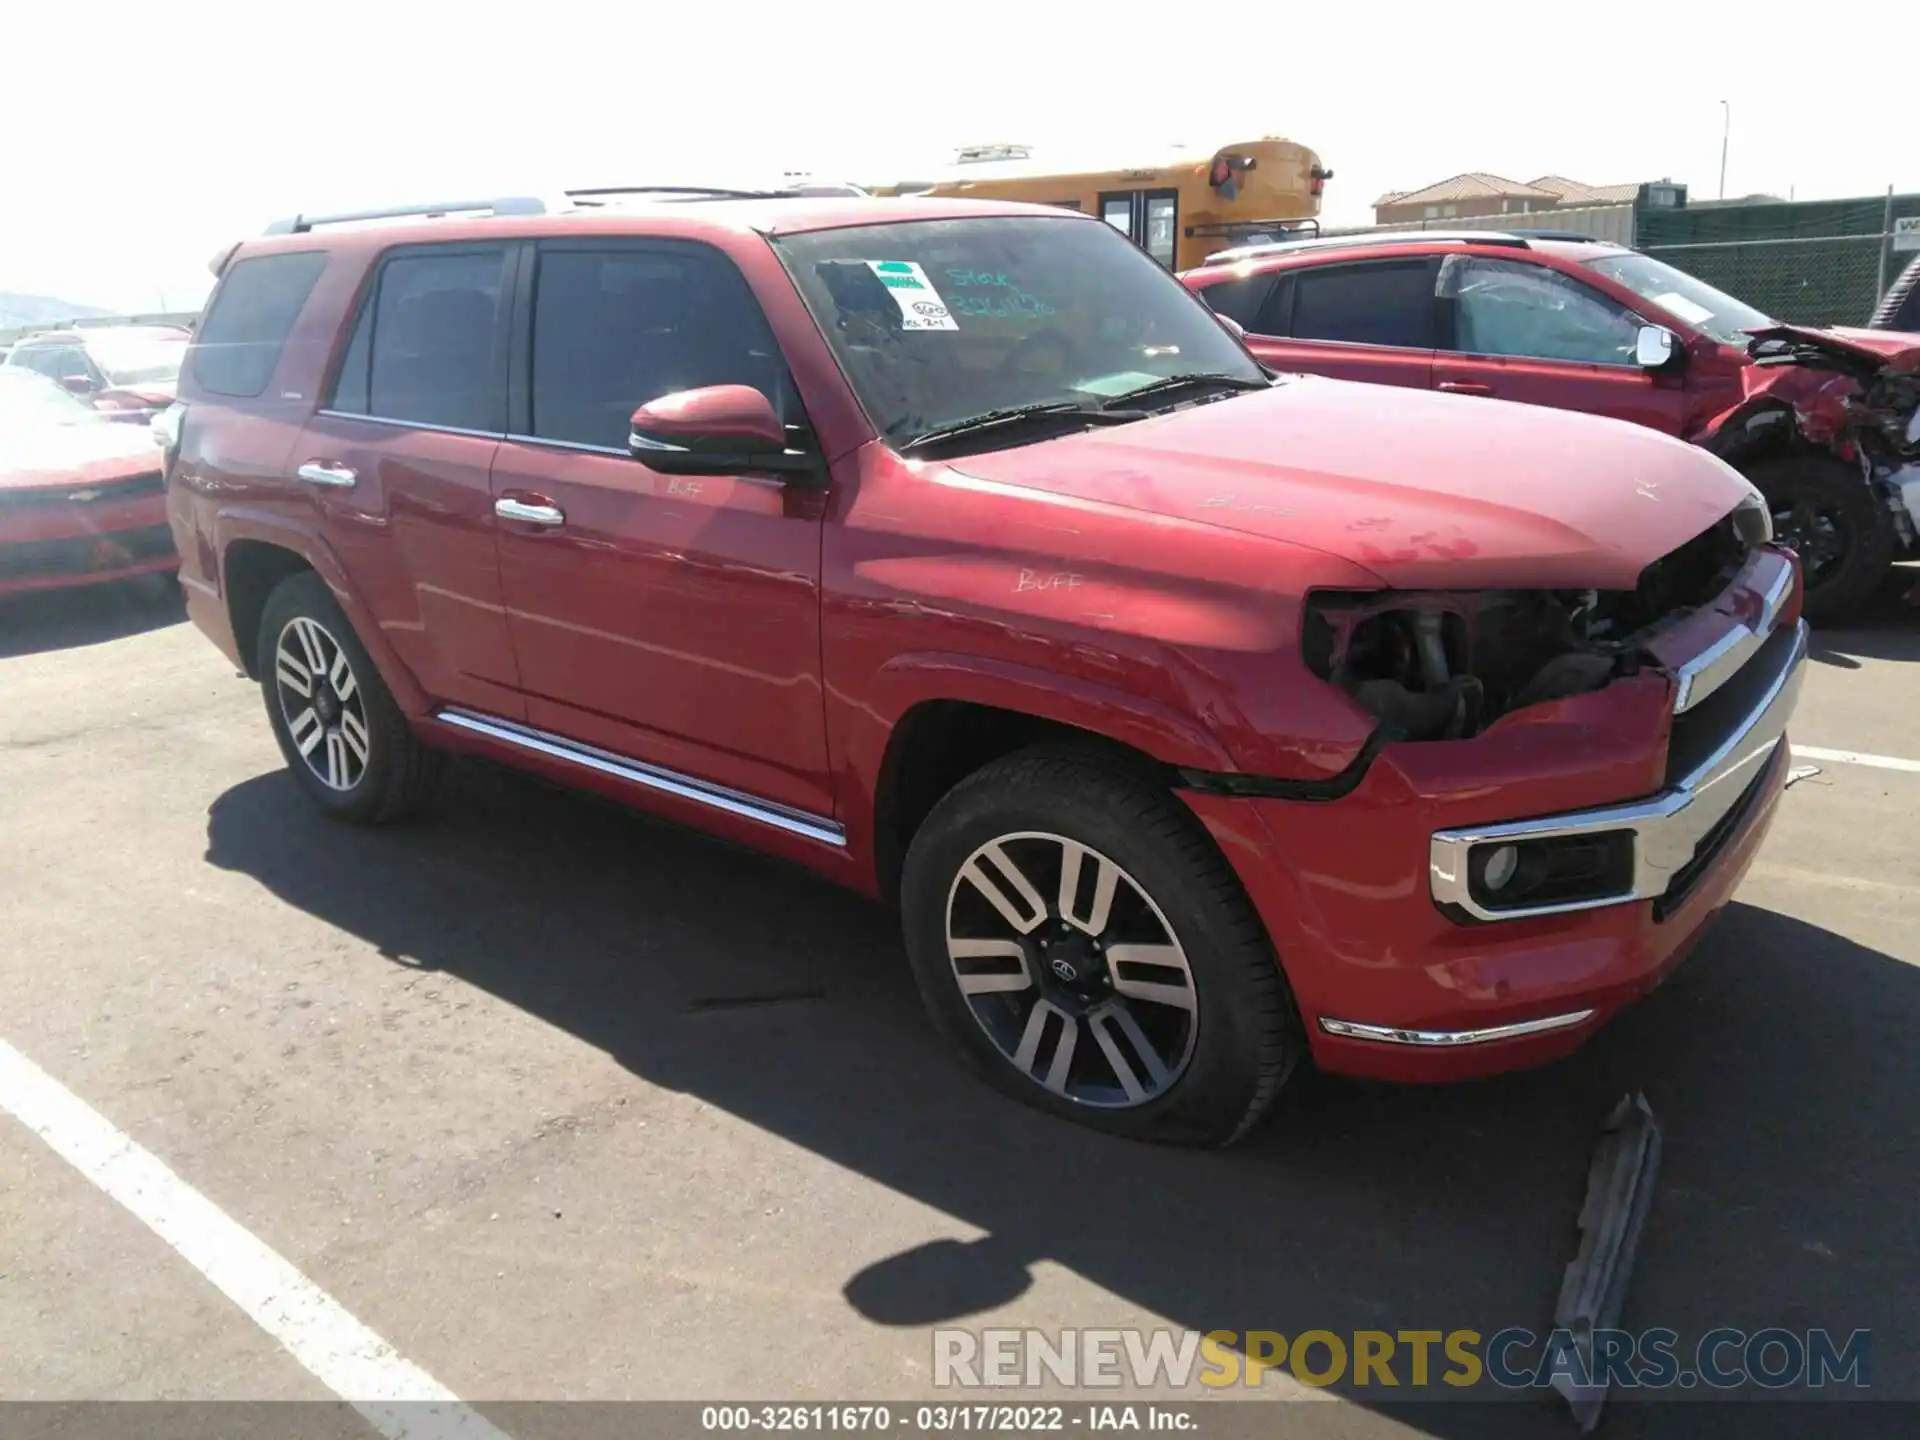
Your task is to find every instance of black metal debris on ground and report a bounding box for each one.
[1552,1092,1664,1432]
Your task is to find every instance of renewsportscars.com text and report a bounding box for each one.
[933,1327,1871,1393]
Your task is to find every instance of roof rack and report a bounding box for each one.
[1504,228,1618,244]
[1200,229,1535,266]
[565,185,798,203]
[264,196,549,234]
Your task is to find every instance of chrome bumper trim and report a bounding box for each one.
[1318,1009,1596,1047]
[1429,619,1807,923]
[1670,549,1794,714]
[435,708,847,847]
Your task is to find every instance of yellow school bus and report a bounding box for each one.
[865,139,1331,272]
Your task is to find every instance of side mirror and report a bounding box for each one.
[1634,324,1683,372]
[629,385,818,479]
[58,373,96,396]
[1214,312,1248,341]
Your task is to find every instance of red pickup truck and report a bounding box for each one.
[162,191,1805,1145]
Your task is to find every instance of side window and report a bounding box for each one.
[1444,257,1640,365]
[528,246,795,451]
[26,346,89,381]
[1290,261,1437,348]
[1196,273,1276,330]
[330,247,509,432]
[191,252,329,398]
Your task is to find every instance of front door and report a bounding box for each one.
[488,239,832,819]
[1099,188,1180,269]
[1431,255,1693,434]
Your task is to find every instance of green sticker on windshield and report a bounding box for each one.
[863,261,958,331]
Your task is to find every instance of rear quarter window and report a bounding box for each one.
[189,251,330,398]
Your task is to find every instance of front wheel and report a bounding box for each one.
[1746,455,1896,624]
[899,749,1304,1147]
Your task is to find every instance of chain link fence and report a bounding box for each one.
[1637,194,1918,327]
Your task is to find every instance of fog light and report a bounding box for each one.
[1465,832,1636,914]
[1481,844,1520,892]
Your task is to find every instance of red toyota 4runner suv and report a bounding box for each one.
[163,191,1805,1145]
[1182,231,1920,621]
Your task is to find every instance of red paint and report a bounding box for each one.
[174,198,1793,1084]
[0,392,174,596]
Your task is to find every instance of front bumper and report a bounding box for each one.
[1429,619,1805,924]
[0,490,177,597]
[1182,556,1807,1084]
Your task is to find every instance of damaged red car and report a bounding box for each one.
[1183,231,1920,619]
[170,195,1805,1145]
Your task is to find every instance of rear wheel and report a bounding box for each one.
[255,570,440,824]
[899,748,1304,1147]
[1747,454,1895,623]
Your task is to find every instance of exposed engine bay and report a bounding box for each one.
[1303,501,1766,741]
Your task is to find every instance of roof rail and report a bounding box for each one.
[1201,229,1533,266]
[565,185,797,203]
[263,196,549,235]
[1504,228,1618,244]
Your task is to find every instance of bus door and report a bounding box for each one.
[1099,188,1179,268]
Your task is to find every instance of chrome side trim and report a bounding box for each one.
[1429,619,1807,923]
[434,709,846,847]
[315,410,506,442]
[1671,549,1794,714]
[503,433,630,458]
[1318,1009,1595,1047]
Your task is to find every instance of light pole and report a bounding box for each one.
[1718,100,1729,200]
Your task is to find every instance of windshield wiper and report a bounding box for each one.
[1098,372,1272,410]
[895,401,1141,456]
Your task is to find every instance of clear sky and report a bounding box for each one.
[7,0,1914,314]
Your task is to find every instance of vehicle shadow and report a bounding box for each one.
[202,763,1918,1435]
[1811,566,1920,669]
[0,576,184,659]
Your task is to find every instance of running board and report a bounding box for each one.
[434,709,846,847]
[1552,1092,1663,1432]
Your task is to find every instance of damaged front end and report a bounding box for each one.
[1304,492,1774,743]
[1716,324,1920,550]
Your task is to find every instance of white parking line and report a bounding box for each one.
[1792,744,1920,774]
[0,1038,512,1440]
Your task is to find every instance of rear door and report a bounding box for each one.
[1431,255,1691,433]
[294,242,525,717]
[1240,258,1438,389]
[487,238,832,819]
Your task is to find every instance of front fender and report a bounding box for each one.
[870,650,1236,771]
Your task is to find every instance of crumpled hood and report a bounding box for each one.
[0,417,162,491]
[949,377,1750,590]
[1748,323,1920,373]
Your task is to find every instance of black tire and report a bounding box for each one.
[1746,455,1896,624]
[899,747,1304,1147]
[254,569,441,824]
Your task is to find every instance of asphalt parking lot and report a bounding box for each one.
[3,578,1917,1439]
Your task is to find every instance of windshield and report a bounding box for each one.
[88,331,189,387]
[773,216,1266,449]
[1585,253,1774,347]
[0,369,101,428]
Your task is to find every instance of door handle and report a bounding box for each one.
[1437,382,1494,396]
[296,461,357,488]
[494,496,565,527]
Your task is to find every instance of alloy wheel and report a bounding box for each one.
[944,831,1198,1108]
[274,616,370,792]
